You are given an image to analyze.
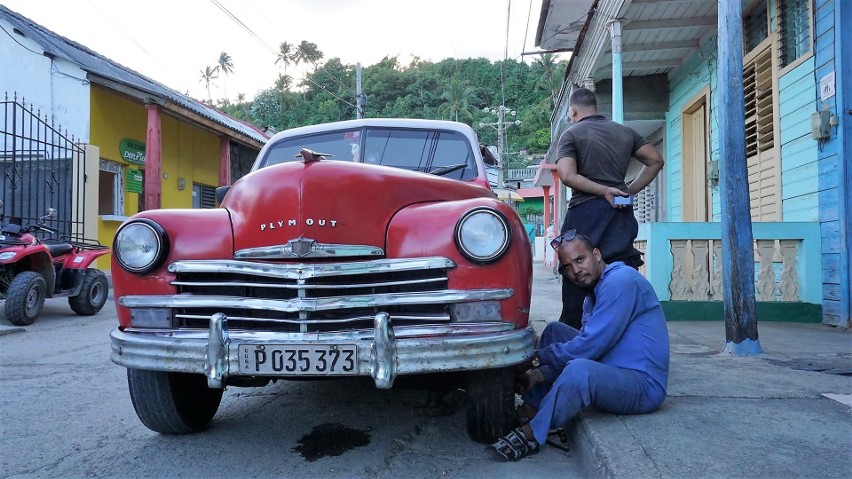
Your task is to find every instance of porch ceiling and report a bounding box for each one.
[538,0,719,81]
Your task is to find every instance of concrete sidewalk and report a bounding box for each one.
[529,265,852,478]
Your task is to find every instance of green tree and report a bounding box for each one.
[438,78,478,122]
[275,41,294,75]
[199,65,219,103]
[533,53,561,108]
[217,52,234,99]
[294,40,324,70]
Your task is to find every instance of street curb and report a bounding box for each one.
[569,411,665,479]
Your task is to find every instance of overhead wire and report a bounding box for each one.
[207,0,355,108]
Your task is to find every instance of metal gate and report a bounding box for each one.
[1,93,86,239]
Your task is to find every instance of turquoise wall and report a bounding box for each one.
[778,59,819,221]
[813,0,847,325]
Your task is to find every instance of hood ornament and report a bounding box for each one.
[297,148,332,163]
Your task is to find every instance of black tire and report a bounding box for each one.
[68,269,109,315]
[465,366,517,443]
[127,368,223,434]
[4,271,47,326]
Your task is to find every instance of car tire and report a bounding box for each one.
[465,366,516,443]
[68,269,109,315]
[4,271,47,326]
[127,368,223,434]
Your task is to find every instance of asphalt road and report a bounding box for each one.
[0,281,575,479]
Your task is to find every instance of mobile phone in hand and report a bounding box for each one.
[614,195,634,206]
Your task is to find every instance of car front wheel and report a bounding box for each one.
[465,366,517,443]
[127,369,223,434]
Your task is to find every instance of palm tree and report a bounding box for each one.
[275,42,294,75]
[199,65,219,103]
[294,40,323,70]
[217,52,234,99]
[533,53,560,108]
[438,78,478,122]
[275,74,293,109]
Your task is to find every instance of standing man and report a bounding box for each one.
[489,230,669,462]
[555,87,664,328]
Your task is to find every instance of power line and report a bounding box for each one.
[208,0,355,109]
[208,0,277,56]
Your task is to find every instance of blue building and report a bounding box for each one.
[535,0,850,327]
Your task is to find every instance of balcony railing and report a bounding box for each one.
[634,222,821,304]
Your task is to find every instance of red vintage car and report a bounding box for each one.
[109,118,534,443]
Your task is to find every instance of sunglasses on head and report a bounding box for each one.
[550,229,586,250]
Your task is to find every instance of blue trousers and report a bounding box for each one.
[524,322,665,446]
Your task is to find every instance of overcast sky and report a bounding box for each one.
[3,0,550,102]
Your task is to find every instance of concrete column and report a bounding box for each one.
[219,136,231,186]
[551,170,562,230]
[609,20,624,123]
[80,144,99,241]
[144,104,162,210]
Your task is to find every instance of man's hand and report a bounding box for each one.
[604,187,630,209]
[515,368,545,395]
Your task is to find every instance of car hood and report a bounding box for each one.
[223,160,494,252]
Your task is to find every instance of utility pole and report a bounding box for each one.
[717,0,762,355]
[480,105,520,188]
[355,63,364,119]
[497,106,505,187]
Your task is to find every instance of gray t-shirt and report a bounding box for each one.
[556,115,649,207]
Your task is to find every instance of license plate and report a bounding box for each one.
[239,344,357,375]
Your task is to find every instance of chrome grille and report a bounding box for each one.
[168,256,455,332]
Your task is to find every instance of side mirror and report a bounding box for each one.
[46,208,57,219]
[215,186,231,205]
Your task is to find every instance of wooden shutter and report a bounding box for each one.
[743,42,779,221]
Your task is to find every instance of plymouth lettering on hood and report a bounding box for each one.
[260,219,339,231]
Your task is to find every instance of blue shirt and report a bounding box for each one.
[537,262,670,396]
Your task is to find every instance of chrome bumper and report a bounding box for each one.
[110,313,535,389]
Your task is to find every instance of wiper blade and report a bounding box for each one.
[428,163,468,176]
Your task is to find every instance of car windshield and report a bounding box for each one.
[261,127,477,180]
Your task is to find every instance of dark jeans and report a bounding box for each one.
[559,198,643,328]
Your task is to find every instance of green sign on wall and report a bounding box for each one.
[126,168,143,193]
[120,138,146,165]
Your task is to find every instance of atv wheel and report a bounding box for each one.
[68,269,109,315]
[127,369,223,434]
[465,366,517,443]
[5,271,47,326]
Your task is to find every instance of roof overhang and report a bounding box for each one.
[535,0,596,51]
[538,0,719,86]
[89,74,265,150]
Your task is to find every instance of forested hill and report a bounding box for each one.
[217,53,565,168]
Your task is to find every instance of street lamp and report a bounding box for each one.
[479,105,521,188]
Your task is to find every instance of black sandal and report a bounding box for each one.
[489,427,540,462]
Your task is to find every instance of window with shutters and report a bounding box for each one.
[743,0,768,53]
[192,183,216,209]
[743,42,779,221]
[778,0,811,68]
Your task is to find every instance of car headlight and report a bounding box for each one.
[454,208,511,264]
[114,219,169,274]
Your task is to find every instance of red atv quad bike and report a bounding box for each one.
[0,203,111,326]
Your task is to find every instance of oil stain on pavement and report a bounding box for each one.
[294,423,371,462]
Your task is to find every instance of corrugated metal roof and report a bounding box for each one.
[538,0,719,82]
[0,5,267,146]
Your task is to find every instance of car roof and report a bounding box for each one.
[267,118,477,140]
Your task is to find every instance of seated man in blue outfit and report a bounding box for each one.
[490,229,670,462]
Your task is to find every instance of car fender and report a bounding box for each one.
[386,198,532,327]
[111,208,234,327]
